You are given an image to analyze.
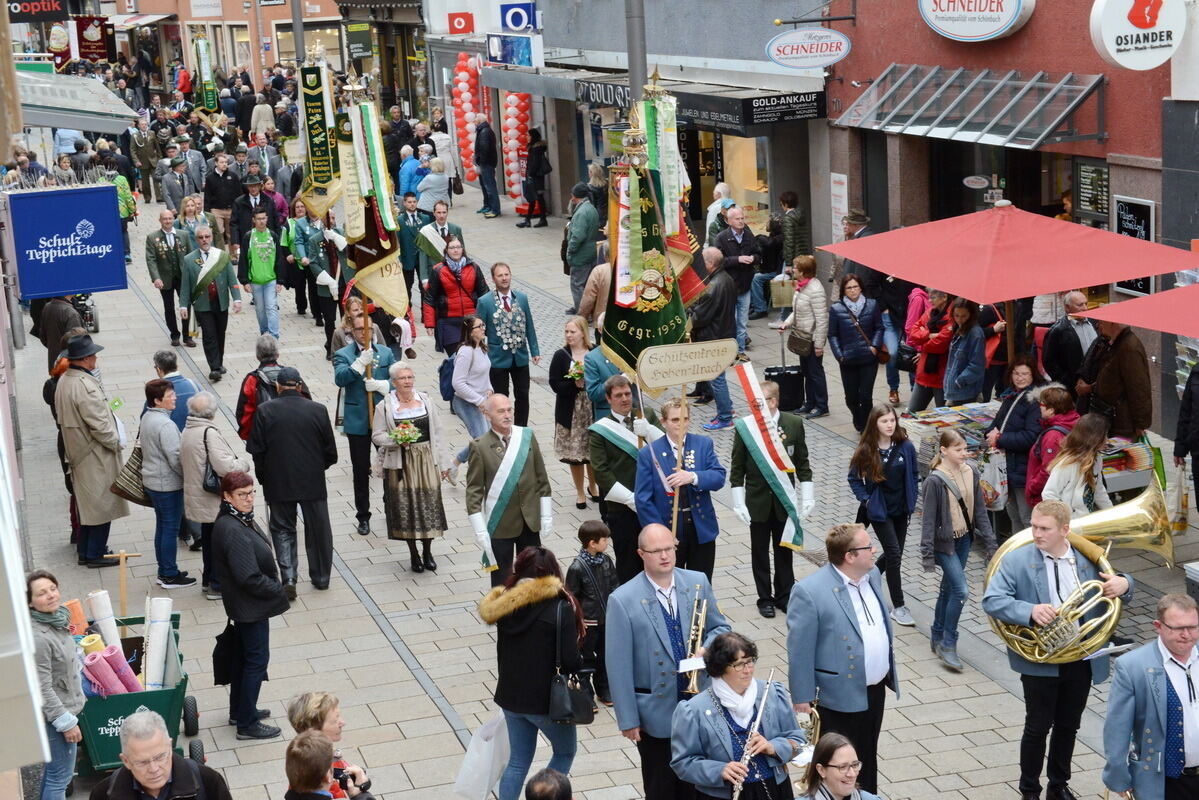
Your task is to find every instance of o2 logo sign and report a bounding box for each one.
[500,1,538,32]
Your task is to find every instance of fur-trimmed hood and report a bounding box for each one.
[479,575,563,625]
[1029,381,1068,404]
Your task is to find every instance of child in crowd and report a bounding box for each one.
[564,520,618,707]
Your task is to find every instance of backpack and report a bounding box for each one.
[252,365,281,409]
[438,354,456,401]
[1033,424,1071,462]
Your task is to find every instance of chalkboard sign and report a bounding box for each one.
[1112,195,1156,297]
[1075,160,1110,217]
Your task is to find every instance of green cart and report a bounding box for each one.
[75,612,203,775]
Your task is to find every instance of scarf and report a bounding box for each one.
[220,499,255,526]
[710,676,758,727]
[795,277,812,292]
[446,255,467,276]
[814,786,862,800]
[31,606,72,629]
[842,295,866,318]
[935,462,974,535]
[922,307,949,375]
[578,549,607,567]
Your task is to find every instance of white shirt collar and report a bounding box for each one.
[1160,637,1199,670]
[769,409,780,426]
[1041,543,1075,564]
[833,564,869,589]
[611,410,627,423]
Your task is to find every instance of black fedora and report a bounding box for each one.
[63,334,104,360]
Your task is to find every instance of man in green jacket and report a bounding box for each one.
[564,182,599,313]
[237,207,287,340]
[180,226,242,381]
[146,209,195,348]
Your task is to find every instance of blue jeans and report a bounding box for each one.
[710,370,733,422]
[40,719,76,800]
[882,311,901,392]
[479,164,501,213]
[78,522,111,561]
[750,271,779,314]
[498,710,577,800]
[735,290,750,352]
[453,395,490,462]
[931,532,972,648]
[250,281,280,339]
[147,488,184,578]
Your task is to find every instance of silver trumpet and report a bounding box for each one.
[730,668,775,800]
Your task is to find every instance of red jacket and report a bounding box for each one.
[422,260,488,329]
[907,307,953,389]
[1024,409,1080,505]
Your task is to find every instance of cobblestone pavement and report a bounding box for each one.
[20,184,1199,800]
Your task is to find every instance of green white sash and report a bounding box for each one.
[734,416,804,551]
[416,223,447,263]
[589,416,662,460]
[190,248,228,303]
[484,426,533,538]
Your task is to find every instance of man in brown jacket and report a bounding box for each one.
[54,334,129,566]
[1077,319,1152,438]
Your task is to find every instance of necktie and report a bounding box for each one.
[251,197,257,208]
[1053,559,1063,604]
[624,415,634,432]
[502,435,509,450]
[503,295,511,312]
[852,583,875,625]
[440,226,447,239]
[1170,659,1197,703]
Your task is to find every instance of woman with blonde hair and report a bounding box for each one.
[548,315,598,508]
[778,254,829,417]
[287,691,370,798]
[416,157,451,214]
[1042,411,1113,517]
[586,161,608,231]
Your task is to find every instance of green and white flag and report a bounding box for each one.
[734,416,804,551]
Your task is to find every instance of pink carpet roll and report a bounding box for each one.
[82,651,128,696]
[101,644,142,692]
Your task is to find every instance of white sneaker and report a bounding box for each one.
[890,606,915,627]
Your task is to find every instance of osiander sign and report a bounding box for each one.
[918,0,1036,42]
[1090,0,1187,70]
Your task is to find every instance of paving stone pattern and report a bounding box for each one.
[19,186,1199,800]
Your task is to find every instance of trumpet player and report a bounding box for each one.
[787,523,898,795]
[1103,593,1199,800]
[982,499,1134,800]
[670,632,805,799]
[606,523,730,799]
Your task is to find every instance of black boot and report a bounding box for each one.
[408,540,424,573]
[515,215,531,229]
[422,538,437,572]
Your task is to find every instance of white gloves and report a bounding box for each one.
[731,486,752,526]
[539,496,553,537]
[323,229,347,250]
[314,270,338,290]
[605,482,637,512]
[469,511,488,539]
[799,482,816,520]
[468,512,499,573]
[632,417,654,438]
[365,379,390,394]
[350,347,374,374]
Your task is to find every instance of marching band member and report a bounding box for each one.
[786,523,898,795]
[1103,593,1199,800]
[606,523,730,799]
[797,732,881,800]
[670,632,804,799]
[982,499,1133,800]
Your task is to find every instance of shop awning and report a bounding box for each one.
[835,63,1105,150]
[1078,283,1199,339]
[481,67,613,101]
[106,14,173,31]
[18,71,139,135]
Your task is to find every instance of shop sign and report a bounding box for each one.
[5,186,127,299]
[576,79,632,109]
[6,0,66,23]
[765,28,851,69]
[189,0,221,17]
[962,175,989,189]
[1090,0,1187,71]
[677,90,827,135]
[918,0,1036,42]
[485,32,543,68]
[830,172,848,243]
[500,1,538,32]
[743,91,827,125]
[1112,196,1156,296]
[346,22,373,61]
[448,12,475,34]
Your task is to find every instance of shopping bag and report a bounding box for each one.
[1167,462,1190,534]
[980,450,1008,512]
[453,712,510,800]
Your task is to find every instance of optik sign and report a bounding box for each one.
[765,28,851,69]
[4,185,127,299]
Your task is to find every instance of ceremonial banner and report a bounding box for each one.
[415,223,447,264]
[732,361,795,473]
[192,37,219,114]
[357,102,398,231]
[348,196,408,318]
[336,113,366,239]
[299,63,341,218]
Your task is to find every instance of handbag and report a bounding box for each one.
[201,428,222,494]
[843,300,889,364]
[984,304,1005,366]
[548,601,594,725]
[110,430,153,507]
[787,326,814,357]
[451,175,464,195]
[212,619,238,686]
[894,340,918,372]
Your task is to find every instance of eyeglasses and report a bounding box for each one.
[847,544,876,555]
[231,489,256,499]
[826,761,862,773]
[640,546,678,556]
[729,657,757,672]
[1160,621,1199,635]
[128,751,171,770]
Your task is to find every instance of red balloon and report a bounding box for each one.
[517,112,529,123]
[466,169,478,181]
[452,87,462,97]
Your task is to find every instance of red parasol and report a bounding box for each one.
[1077,282,1199,339]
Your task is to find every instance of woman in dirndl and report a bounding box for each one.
[547,315,598,509]
[372,362,450,574]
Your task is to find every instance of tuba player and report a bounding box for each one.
[982,499,1133,800]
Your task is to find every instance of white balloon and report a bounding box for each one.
[461,91,472,103]
[461,102,473,113]
[506,94,519,106]
[505,107,518,118]
[457,71,470,82]
[457,81,469,92]
[465,123,476,134]
[504,118,518,129]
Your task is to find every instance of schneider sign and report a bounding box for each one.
[1090,0,1187,70]
[918,0,1037,42]
[765,28,851,69]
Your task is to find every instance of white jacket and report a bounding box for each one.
[1041,458,1112,518]
[1030,292,1065,325]
[783,278,829,349]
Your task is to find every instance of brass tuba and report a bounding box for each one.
[982,478,1171,663]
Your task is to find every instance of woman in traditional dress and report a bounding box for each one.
[548,315,598,509]
[372,362,450,574]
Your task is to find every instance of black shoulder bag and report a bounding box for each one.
[549,600,594,725]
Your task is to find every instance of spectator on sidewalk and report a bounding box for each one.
[1042,291,1097,396]
[37,295,83,373]
[286,693,372,799]
[943,298,987,406]
[564,183,600,314]
[1025,384,1080,508]
[1078,319,1153,438]
[88,710,234,800]
[474,113,501,217]
[31,569,84,800]
[906,288,954,412]
[714,206,761,361]
[1042,412,1113,518]
[515,129,551,229]
[147,350,196,432]
[587,163,609,234]
[778,255,830,418]
[141,378,196,589]
[705,182,731,242]
[748,214,783,319]
[707,194,733,246]
[828,274,883,432]
[688,247,737,430]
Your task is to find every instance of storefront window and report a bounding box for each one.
[723,134,769,213]
[229,26,250,72]
[276,24,343,71]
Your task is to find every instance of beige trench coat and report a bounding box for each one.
[180,416,251,523]
[54,367,129,526]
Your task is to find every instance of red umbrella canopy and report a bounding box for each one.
[1077,282,1199,339]
[818,203,1197,304]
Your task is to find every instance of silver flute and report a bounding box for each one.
[731,668,775,800]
